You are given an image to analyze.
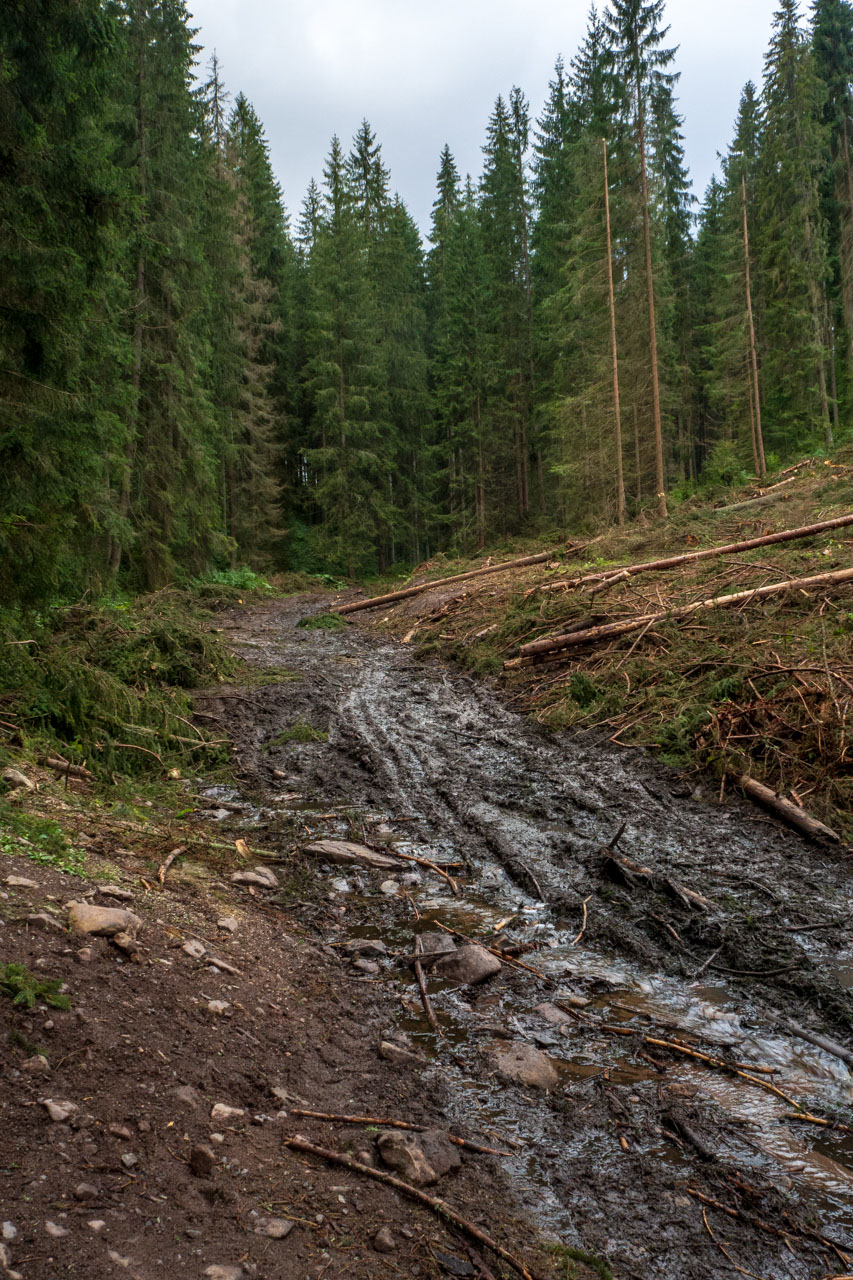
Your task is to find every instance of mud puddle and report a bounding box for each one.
[202,597,853,1279]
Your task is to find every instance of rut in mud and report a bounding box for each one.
[204,596,853,1280]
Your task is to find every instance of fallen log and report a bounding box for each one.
[283,1135,541,1280]
[736,774,841,844]
[535,513,853,597]
[510,564,853,663]
[778,1017,853,1068]
[337,551,558,615]
[42,756,95,781]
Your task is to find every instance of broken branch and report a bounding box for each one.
[283,1136,541,1280]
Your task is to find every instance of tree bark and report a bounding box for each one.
[338,551,557,615]
[637,78,667,519]
[737,775,841,844]
[742,172,766,480]
[602,138,626,525]
[512,564,853,662]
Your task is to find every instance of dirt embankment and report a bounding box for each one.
[3,576,853,1280]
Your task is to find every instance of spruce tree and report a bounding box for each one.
[0,0,130,603]
[759,0,833,450]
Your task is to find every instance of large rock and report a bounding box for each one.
[490,1042,559,1090]
[230,866,278,889]
[67,902,141,939]
[376,1129,460,1186]
[433,945,501,986]
[305,839,398,871]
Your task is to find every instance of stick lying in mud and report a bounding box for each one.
[390,848,460,893]
[337,551,559,615]
[736,774,842,844]
[785,1110,853,1137]
[434,921,553,984]
[688,1187,851,1265]
[286,1110,514,1156]
[283,1136,541,1280]
[414,934,442,1034]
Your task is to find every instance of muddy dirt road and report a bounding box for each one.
[207,596,853,1280]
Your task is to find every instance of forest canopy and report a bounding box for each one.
[2,0,852,603]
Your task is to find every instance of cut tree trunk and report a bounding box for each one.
[337,551,557,615]
[736,774,841,844]
[510,565,853,663]
[541,513,853,595]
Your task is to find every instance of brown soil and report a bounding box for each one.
[3,585,853,1280]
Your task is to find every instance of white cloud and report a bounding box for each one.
[188,0,779,229]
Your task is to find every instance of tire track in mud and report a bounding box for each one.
[214,598,853,1278]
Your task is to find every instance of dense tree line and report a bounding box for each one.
[2,0,852,602]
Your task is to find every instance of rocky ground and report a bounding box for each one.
[2,592,853,1280]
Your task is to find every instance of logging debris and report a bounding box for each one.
[338,551,561,615]
[282,1135,542,1280]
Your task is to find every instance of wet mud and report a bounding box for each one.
[202,596,853,1279]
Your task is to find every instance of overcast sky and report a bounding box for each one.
[187,0,779,234]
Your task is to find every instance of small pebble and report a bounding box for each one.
[1,1222,17,1241]
[120,1152,138,1169]
[74,1183,99,1200]
[189,1145,217,1178]
[373,1227,396,1254]
[45,1221,69,1238]
[88,1220,106,1232]
[109,1124,133,1140]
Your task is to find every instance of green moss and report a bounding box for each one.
[0,804,86,875]
[267,719,328,746]
[1,962,71,1011]
[296,612,347,630]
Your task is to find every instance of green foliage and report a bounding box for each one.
[569,672,600,708]
[268,719,328,745]
[547,1242,614,1280]
[296,613,347,630]
[0,804,86,875]
[0,594,236,779]
[0,962,71,1012]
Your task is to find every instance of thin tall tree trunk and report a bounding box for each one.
[741,173,766,480]
[634,405,642,502]
[747,360,760,478]
[602,138,626,526]
[637,79,667,519]
[829,327,840,439]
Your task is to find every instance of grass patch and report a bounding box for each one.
[547,1243,614,1280]
[267,719,328,746]
[0,803,86,875]
[1,962,71,1011]
[297,612,347,631]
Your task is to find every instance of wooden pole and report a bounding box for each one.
[337,550,556,615]
[742,172,766,480]
[603,138,627,526]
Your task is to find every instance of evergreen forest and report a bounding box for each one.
[3,0,853,604]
